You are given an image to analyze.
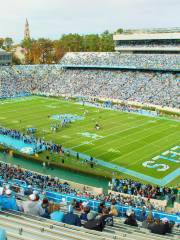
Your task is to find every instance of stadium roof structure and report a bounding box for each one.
[118,27,180,34]
[60,64,180,73]
[113,32,180,41]
[113,28,180,53]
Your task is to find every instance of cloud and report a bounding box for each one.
[0,0,179,42]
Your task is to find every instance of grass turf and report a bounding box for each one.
[0,96,179,185]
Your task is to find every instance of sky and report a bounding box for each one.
[0,0,180,42]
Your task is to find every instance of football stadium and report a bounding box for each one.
[0,4,180,240]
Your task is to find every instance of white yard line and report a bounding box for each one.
[70,120,154,150]
[122,140,180,171]
[59,113,144,146]
[110,130,179,164]
[82,121,167,155]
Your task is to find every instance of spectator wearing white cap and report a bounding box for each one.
[124,209,138,227]
[21,194,44,216]
[161,217,172,234]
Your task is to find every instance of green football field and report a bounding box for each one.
[0,96,179,185]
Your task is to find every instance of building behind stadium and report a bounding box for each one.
[0,48,12,65]
[113,27,180,54]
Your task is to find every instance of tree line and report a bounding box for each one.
[0,29,123,64]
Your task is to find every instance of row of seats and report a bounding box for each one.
[0,203,179,240]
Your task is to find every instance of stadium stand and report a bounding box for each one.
[0,65,179,109]
[0,162,179,240]
[0,161,179,208]
[0,205,179,240]
[59,52,180,70]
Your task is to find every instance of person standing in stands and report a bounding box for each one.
[40,198,50,218]
[98,201,105,214]
[109,205,118,217]
[142,211,154,229]
[0,228,7,240]
[63,205,81,227]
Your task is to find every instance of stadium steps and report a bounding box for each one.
[113,216,180,235]
[0,211,118,240]
[0,217,67,240]
[5,232,33,240]
[59,205,179,239]
[2,211,178,240]
[2,199,179,240]
[104,225,178,240]
[53,204,179,239]
[108,218,179,239]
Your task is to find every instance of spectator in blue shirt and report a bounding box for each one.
[1,189,18,211]
[50,203,64,222]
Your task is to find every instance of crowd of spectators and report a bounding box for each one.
[0,127,37,144]
[0,127,64,155]
[0,161,179,213]
[0,66,30,98]
[60,52,180,70]
[0,168,178,235]
[115,40,180,50]
[0,63,179,108]
[0,162,77,195]
[110,178,178,203]
[46,69,179,108]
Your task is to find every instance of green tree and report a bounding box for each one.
[0,38,4,49]
[4,37,13,50]
[21,38,34,64]
[60,34,83,52]
[19,29,117,64]
[38,38,54,64]
[115,28,123,34]
[53,40,66,63]
[100,31,114,51]
[83,34,100,51]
